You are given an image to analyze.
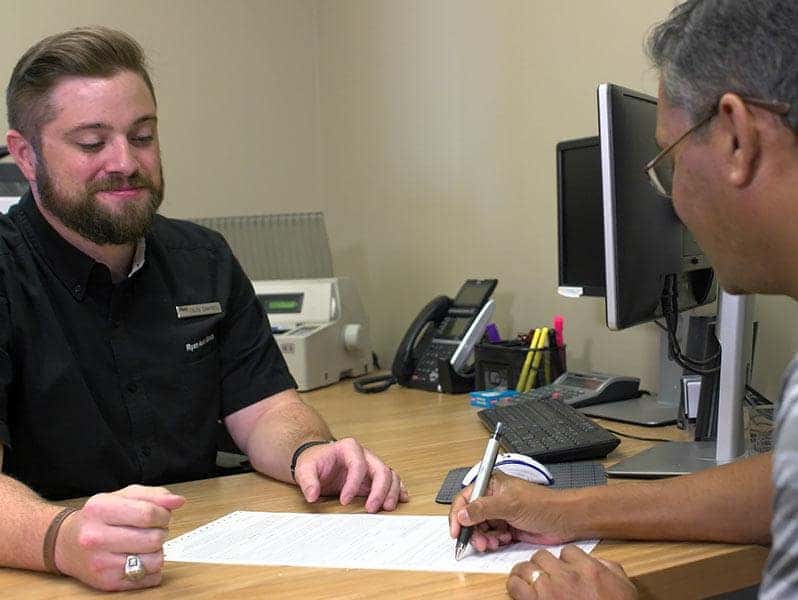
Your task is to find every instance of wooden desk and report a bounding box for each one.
[0,383,767,599]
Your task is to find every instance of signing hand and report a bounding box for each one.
[449,471,576,551]
[506,545,638,600]
[54,484,185,591]
[293,438,409,513]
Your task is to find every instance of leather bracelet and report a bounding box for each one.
[43,506,78,574]
[290,439,336,481]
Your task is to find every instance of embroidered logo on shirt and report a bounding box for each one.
[186,333,215,352]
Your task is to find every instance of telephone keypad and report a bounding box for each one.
[412,342,457,383]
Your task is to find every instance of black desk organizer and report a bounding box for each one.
[474,339,566,391]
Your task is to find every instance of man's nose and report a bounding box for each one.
[103,137,138,176]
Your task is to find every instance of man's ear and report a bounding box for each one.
[5,130,38,182]
[717,93,759,188]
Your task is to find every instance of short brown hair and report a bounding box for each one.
[6,26,156,145]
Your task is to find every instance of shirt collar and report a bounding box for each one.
[15,190,147,300]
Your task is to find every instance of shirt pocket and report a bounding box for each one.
[175,315,221,366]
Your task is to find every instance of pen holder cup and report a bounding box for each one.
[474,340,566,392]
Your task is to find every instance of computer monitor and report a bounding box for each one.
[556,136,605,297]
[572,83,719,428]
[592,83,750,475]
[597,84,716,330]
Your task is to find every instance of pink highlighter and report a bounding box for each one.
[553,315,566,372]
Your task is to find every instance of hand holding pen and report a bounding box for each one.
[455,422,503,560]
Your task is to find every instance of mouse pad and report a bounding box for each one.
[434,462,607,504]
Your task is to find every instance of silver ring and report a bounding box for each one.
[529,570,541,584]
[123,554,147,581]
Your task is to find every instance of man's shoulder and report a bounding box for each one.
[149,215,229,252]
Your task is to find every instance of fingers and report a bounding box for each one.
[558,543,590,564]
[506,547,638,600]
[449,486,473,537]
[374,469,407,512]
[293,438,409,513]
[56,486,182,591]
[456,493,509,529]
[362,452,408,513]
[293,456,324,503]
[507,560,544,600]
[398,475,410,503]
[84,494,174,529]
[93,551,165,592]
[114,484,186,510]
[336,441,368,505]
[596,557,629,578]
[80,525,169,554]
[293,458,323,503]
[452,473,514,529]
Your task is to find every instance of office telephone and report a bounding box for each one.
[354,279,497,393]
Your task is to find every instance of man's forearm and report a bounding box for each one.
[563,452,772,545]
[0,470,70,571]
[229,389,334,483]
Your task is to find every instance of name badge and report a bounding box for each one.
[176,302,223,319]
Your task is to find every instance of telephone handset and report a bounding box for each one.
[391,295,451,385]
[354,279,497,394]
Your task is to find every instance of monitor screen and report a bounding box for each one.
[556,136,605,296]
[597,83,716,330]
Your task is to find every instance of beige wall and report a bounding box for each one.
[317,0,798,400]
[1,1,796,400]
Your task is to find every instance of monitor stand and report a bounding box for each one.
[606,291,752,478]
[579,318,689,426]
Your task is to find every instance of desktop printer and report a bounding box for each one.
[251,277,374,391]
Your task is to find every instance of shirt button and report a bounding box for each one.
[73,284,82,295]
[127,383,138,394]
[141,446,151,457]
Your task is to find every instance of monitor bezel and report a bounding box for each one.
[556,135,606,297]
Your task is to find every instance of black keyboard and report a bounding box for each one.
[477,396,620,462]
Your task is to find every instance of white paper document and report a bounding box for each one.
[164,511,599,574]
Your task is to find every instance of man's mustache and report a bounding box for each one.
[87,174,158,194]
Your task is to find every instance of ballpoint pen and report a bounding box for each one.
[455,422,503,561]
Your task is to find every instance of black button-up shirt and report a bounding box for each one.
[0,192,296,499]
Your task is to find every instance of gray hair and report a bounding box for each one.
[646,0,798,129]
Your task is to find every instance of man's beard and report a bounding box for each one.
[36,160,164,245]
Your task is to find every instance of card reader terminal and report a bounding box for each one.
[511,372,640,408]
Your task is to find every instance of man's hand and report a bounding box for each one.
[449,472,575,551]
[54,485,185,591]
[506,545,638,600]
[292,438,409,513]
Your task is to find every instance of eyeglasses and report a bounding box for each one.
[643,96,792,199]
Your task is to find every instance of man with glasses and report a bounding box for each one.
[450,1,798,597]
